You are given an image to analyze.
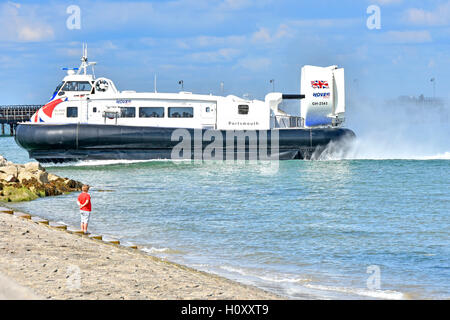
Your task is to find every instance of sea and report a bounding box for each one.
[1,132,449,300]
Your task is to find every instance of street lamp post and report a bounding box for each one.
[430,78,435,100]
[178,80,184,91]
[270,79,275,92]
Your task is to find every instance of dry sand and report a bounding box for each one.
[0,209,281,300]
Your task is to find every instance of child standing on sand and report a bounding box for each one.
[77,185,91,234]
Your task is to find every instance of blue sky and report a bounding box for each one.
[0,0,449,105]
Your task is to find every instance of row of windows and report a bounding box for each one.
[118,107,194,118]
[66,105,248,118]
[62,81,92,92]
[66,106,194,118]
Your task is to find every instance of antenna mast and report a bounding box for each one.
[77,43,97,77]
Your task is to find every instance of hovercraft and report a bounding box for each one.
[16,45,355,162]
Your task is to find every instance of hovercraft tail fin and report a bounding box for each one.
[301,65,345,127]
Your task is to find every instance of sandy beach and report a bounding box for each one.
[0,208,280,300]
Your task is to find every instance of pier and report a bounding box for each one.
[0,105,42,135]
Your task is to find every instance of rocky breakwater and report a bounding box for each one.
[0,155,83,202]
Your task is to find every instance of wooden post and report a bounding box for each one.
[1,123,4,135]
[9,123,14,136]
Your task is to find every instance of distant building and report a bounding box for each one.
[390,95,445,107]
[385,95,449,124]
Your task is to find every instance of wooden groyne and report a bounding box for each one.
[0,206,137,251]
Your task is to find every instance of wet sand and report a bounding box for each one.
[0,209,281,300]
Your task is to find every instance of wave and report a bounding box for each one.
[140,246,183,255]
[303,284,407,300]
[316,138,450,161]
[418,152,450,160]
[215,265,407,299]
[218,265,311,284]
[43,158,192,168]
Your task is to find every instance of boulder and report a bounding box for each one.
[24,162,43,172]
[0,154,83,202]
[37,171,49,184]
[17,171,35,183]
[0,155,12,167]
[17,170,48,184]
[65,179,82,189]
[47,173,60,182]
[5,174,18,183]
[0,165,18,177]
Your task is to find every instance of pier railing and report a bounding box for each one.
[0,105,42,135]
[273,115,304,128]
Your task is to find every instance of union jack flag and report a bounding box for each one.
[311,80,329,89]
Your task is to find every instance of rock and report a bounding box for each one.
[23,162,43,172]
[0,155,12,167]
[1,186,38,202]
[37,171,49,184]
[0,154,83,202]
[5,175,18,183]
[17,165,48,184]
[17,171,35,183]
[65,179,81,189]
[0,165,18,177]
[47,173,60,182]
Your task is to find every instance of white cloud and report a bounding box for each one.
[252,27,272,43]
[404,1,450,26]
[219,0,253,10]
[175,35,247,50]
[288,18,360,29]
[383,30,432,43]
[251,24,291,44]
[189,48,241,63]
[370,0,403,5]
[218,0,272,11]
[235,57,271,71]
[17,25,54,42]
[0,2,54,42]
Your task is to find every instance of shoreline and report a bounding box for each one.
[0,205,282,300]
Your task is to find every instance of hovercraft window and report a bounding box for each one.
[120,107,136,118]
[62,81,92,92]
[168,107,194,118]
[53,82,64,96]
[238,105,249,115]
[139,107,164,118]
[66,107,78,118]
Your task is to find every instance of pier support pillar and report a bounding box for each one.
[9,124,14,136]
[1,123,4,135]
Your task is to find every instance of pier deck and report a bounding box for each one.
[0,105,41,135]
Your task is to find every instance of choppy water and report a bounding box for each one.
[1,136,449,299]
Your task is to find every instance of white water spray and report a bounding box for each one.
[319,95,450,160]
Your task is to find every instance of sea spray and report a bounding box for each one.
[318,95,450,160]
